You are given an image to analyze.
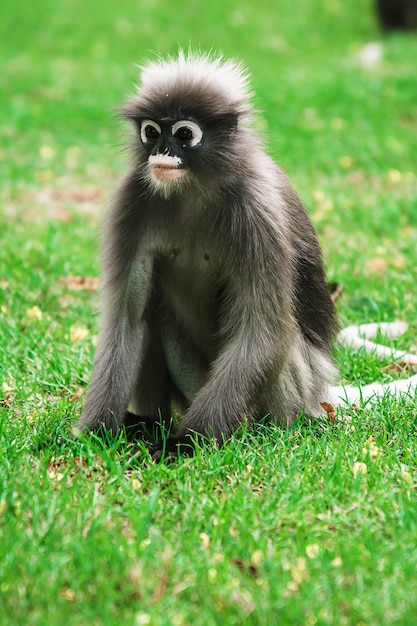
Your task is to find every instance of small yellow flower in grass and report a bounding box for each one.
[306,544,320,559]
[65,146,81,169]
[285,557,309,594]
[208,568,217,581]
[388,169,402,183]
[370,446,380,459]
[40,145,55,160]
[353,462,367,477]
[26,306,43,321]
[135,614,151,626]
[70,326,90,342]
[339,155,353,169]
[35,170,53,182]
[312,193,334,221]
[251,550,263,567]
[200,532,210,549]
[291,557,308,585]
[321,199,334,212]
[131,478,142,490]
[312,189,325,203]
[331,556,343,567]
[391,257,405,270]
[362,435,380,460]
[401,465,412,483]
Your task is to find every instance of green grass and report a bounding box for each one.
[1,0,417,624]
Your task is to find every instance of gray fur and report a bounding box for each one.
[75,53,337,445]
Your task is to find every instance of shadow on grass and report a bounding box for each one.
[28,408,343,468]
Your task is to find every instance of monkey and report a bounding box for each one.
[375,0,417,30]
[74,52,337,450]
[74,52,416,456]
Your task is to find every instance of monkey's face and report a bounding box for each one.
[130,105,240,196]
[139,118,203,186]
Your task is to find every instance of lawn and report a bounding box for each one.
[1,0,417,624]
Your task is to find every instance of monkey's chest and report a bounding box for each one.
[157,244,221,346]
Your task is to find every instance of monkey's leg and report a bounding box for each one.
[149,323,212,460]
[126,332,174,442]
[259,334,337,426]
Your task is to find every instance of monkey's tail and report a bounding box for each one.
[329,321,417,406]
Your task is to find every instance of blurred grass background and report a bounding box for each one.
[0,1,417,624]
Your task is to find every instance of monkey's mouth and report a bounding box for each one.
[149,155,186,183]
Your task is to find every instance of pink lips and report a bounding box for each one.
[149,155,186,182]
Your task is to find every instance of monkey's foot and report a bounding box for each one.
[124,411,173,443]
[150,435,194,463]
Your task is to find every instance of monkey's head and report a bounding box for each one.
[119,52,254,195]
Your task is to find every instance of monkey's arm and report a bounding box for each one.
[75,176,153,435]
[175,216,295,444]
[176,335,281,442]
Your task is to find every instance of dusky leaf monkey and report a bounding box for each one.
[74,53,417,455]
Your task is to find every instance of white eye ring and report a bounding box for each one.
[172,120,203,147]
[140,119,162,144]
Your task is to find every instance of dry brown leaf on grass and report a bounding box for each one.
[70,326,90,343]
[57,276,99,291]
[151,568,169,604]
[50,207,74,223]
[321,402,336,423]
[382,361,417,375]
[1,393,12,408]
[59,587,76,603]
[47,456,104,485]
[51,187,103,203]
[71,387,84,401]
[366,257,388,275]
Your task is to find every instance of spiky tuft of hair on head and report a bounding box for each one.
[136,50,254,118]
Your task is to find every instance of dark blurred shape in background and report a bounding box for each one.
[375,0,417,29]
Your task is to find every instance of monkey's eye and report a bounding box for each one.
[175,127,193,141]
[140,120,162,144]
[172,120,203,147]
